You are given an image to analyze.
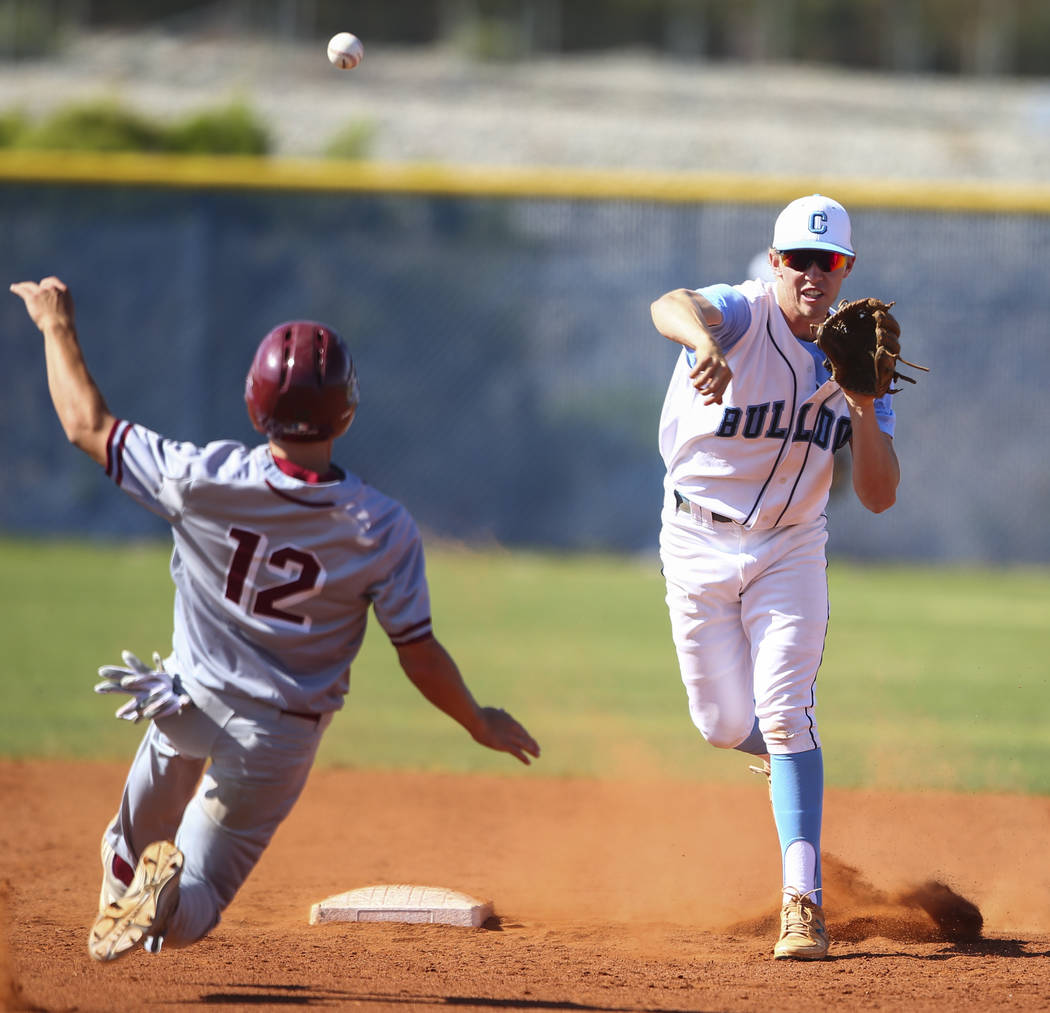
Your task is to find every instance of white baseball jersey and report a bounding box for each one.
[659,280,895,529]
[103,420,432,714]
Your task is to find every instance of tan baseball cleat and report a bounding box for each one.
[88,840,183,962]
[97,832,134,912]
[773,888,829,960]
[747,758,772,805]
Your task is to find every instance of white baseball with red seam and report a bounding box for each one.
[327,32,364,70]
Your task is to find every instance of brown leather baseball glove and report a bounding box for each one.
[813,297,928,398]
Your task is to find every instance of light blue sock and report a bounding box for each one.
[770,748,823,901]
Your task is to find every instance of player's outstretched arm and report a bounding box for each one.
[650,288,732,405]
[10,276,115,467]
[396,636,541,765]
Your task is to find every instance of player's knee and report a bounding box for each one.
[684,689,758,749]
[690,710,756,750]
[702,730,746,750]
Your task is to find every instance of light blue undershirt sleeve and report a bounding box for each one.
[873,393,896,437]
[684,283,752,368]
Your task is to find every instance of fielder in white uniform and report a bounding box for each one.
[11,276,541,963]
[650,195,900,960]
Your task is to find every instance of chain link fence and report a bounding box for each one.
[2,172,1046,562]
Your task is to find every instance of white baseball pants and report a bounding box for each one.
[659,494,829,755]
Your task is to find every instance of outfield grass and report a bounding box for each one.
[1,536,1047,794]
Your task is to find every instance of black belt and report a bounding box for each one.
[283,709,321,725]
[674,489,734,524]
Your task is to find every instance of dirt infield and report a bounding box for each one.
[2,760,1048,1012]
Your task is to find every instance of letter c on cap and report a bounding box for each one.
[808,212,829,236]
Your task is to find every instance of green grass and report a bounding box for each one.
[817,566,1050,793]
[1,537,1047,794]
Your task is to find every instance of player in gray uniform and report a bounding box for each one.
[11,275,541,963]
[649,195,901,960]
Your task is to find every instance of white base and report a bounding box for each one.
[309,884,493,927]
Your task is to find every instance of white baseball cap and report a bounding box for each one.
[772,194,855,257]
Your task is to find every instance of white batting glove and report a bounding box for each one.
[94,650,192,723]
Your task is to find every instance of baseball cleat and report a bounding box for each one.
[773,888,829,960]
[98,833,135,912]
[88,840,183,962]
[748,758,773,805]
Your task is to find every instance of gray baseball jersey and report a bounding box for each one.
[104,420,432,714]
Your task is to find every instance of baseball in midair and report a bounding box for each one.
[327,32,364,70]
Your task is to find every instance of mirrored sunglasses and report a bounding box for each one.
[778,249,850,273]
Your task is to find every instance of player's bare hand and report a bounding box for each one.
[9,276,75,331]
[472,706,540,765]
[689,352,732,405]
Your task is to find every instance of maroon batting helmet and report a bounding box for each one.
[244,321,360,442]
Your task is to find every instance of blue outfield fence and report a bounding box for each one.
[1,157,1048,562]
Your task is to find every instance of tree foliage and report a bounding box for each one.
[2,0,1048,76]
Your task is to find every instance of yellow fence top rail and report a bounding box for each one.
[2,150,1050,214]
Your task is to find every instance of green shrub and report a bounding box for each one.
[164,100,271,155]
[13,100,165,152]
[1,98,272,156]
[323,119,377,160]
[0,109,29,148]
